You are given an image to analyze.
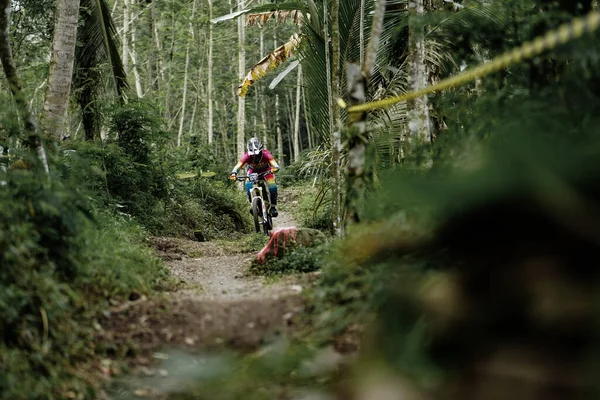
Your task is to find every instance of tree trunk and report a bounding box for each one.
[42,0,81,140]
[407,0,432,166]
[359,0,365,65]
[129,3,144,98]
[177,0,197,147]
[207,0,214,145]
[237,0,246,174]
[293,64,302,162]
[345,0,386,226]
[276,93,284,167]
[151,0,165,88]
[302,84,313,150]
[330,0,343,236]
[164,0,176,121]
[259,14,268,149]
[286,91,294,162]
[0,0,49,173]
[122,0,129,72]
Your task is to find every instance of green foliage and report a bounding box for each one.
[294,185,333,234]
[59,100,252,238]
[0,171,166,399]
[250,243,330,276]
[159,178,252,238]
[241,232,270,253]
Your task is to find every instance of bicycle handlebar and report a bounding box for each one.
[233,171,271,181]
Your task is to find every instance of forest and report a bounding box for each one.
[2,0,600,398]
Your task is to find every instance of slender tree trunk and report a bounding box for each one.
[122,0,129,72]
[330,0,343,236]
[207,0,214,145]
[276,93,284,166]
[259,15,268,148]
[286,91,294,161]
[130,4,144,98]
[293,64,302,162]
[261,96,268,149]
[42,0,81,140]
[345,0,386,226]
[178,0,197,147]
[302,84,313,149]
[324,2,334,149]
[407,0,432,166]
[360,0,365,65]
[0,0,49,173]
[237,0,246,174]
[219,101,231,160]
[274,31,284,166]
[151,0,165,87]
[165,0,176,121]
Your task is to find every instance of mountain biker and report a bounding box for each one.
[229,137,280,217]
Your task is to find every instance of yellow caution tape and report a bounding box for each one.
[346,10,600,114]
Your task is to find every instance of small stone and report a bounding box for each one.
[153,352,169,360]
[284,312,294,320]
[247,322,256,329]
[133,389,150,397]
[185,337,195,345]
[139,367,155,377]
[158,369,169,377]
[291,285,303,293]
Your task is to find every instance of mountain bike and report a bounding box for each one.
[236,171,273,236]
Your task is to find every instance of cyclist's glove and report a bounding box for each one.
[271,167,280,173]
[229,172,237,180]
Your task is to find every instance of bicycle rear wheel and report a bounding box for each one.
[251,197,262,233]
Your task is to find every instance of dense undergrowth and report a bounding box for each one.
[0,100,252,399]
[0,171,168,398]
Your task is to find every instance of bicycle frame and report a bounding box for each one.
[236,172,273,234]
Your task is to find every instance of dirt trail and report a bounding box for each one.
[102,189,311,398]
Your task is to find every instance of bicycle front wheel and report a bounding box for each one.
[251,197,262,233]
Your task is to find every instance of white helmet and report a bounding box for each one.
[247,137,263,157]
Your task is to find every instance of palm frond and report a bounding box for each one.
[211,2,308,24]
[300,0,408,143]
[269,59,300,90]
[245,10,309,27]
[238,33,302,98]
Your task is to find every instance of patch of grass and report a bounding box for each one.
[250,244,330,277]
[263,275,282,285]
[187,250,204,258]
[241,233,270,253]
[286,184,333,234]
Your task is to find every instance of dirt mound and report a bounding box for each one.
[99,294,305,358]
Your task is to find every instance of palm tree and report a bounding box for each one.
[43,0,127,142]
[42,0,82,140]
